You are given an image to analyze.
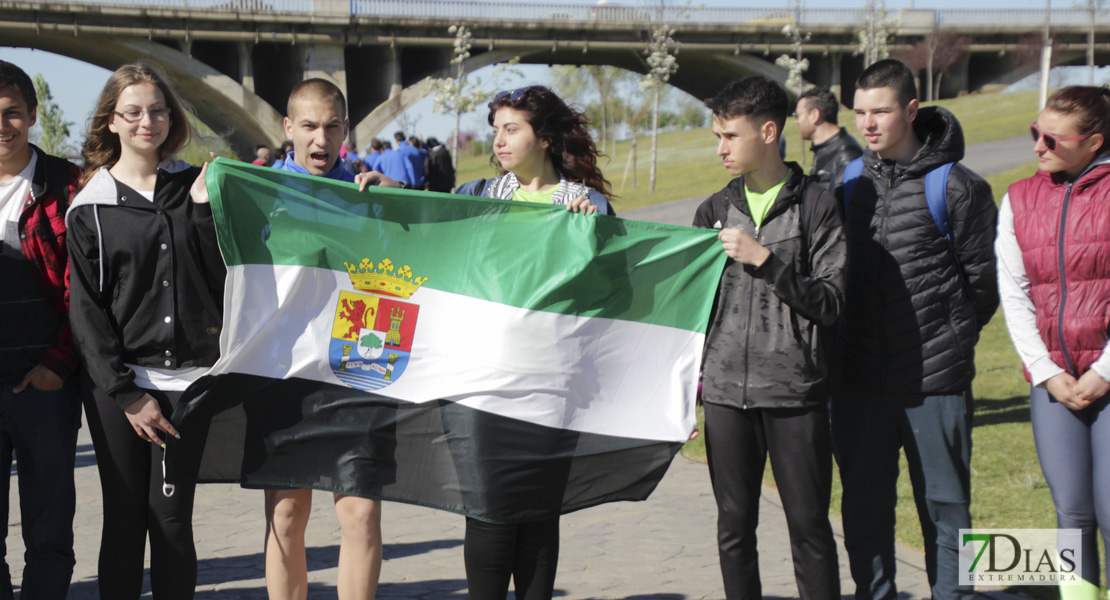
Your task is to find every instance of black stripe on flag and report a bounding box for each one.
[168,374,680,524]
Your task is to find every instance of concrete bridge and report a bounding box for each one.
[3,0,1106,156]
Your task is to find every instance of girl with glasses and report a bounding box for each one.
[66,63,224,600]
[453,85,613,600]
[997,85,1110,600]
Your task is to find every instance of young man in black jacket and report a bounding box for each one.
[693,75,845,600]
[833,59,998,600]
[795,85,863,187]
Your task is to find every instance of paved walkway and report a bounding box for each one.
[7,425,1008,599]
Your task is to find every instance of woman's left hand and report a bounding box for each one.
[566,196,599,215]
[1074,369,1110,403]
[190,161,210,204]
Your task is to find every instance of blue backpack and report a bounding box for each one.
[842,157,973,303]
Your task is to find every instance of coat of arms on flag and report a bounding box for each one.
[329,257,425,391]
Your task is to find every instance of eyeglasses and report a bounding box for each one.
[113,107,172,124]
[494,87,531,103]
[1030,121,1092,152]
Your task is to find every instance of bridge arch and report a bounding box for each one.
[4,31,284,156]
[353,45,792,143]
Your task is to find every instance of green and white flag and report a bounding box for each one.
[170,158,726,523]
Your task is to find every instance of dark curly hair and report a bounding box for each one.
[487,86,613,199]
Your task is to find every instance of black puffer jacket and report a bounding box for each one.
[834,106,999,394]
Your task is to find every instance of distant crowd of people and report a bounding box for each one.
[1,51,1109,600]
[249,129,456,193]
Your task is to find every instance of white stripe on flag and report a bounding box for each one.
[216,264,701,443]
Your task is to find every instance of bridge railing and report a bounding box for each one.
[36,0,1101,29]
[936,8,1095,28]
[67,0,313,11]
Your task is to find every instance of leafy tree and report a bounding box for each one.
[673,97,708,130]
[361,334,383,350]
[30,74,74,157]
[551,65,627,157]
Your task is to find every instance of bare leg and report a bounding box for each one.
[333,493,383,600]
[265,488,313,600]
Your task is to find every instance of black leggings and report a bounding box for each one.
[82,377,197,599]
[464,516,559,600]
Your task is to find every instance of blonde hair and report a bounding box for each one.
[79,62,195,190]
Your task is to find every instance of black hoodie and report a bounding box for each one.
[833,105,999,395]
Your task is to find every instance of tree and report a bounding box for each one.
[896,29,968,101]
[855,0,892,68]
[775,0,810,95]
[641,24,679,193]
[30,74,74,157]
[929,31,970,101]
[776,0,810,166]
[1081,0,1108,85]
[551,65,627,157]
[673,97,708,130]
[394,110,423,139]
[429,24,519,171]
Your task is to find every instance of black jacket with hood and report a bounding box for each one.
[694,163,845,409]
[833,105,999,395]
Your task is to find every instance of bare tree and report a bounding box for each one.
[395,110,423,139]
[1081,0,1107,85]
[429,25,519,170]
[930,31,970,100]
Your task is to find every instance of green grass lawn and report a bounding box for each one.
[453,89,1043,211]
[682,158,1069,598]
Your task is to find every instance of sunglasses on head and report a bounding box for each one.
[1030,121,1093,152]
[495,87,531,103]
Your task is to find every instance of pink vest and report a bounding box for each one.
[1009,162,1110,379]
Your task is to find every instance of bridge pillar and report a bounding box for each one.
[238,42,255,93]
[829,52,843,104]
[302,42,348,94]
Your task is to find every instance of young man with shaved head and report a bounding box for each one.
[267,77,401,600]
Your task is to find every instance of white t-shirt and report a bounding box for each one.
[0,153,37,242]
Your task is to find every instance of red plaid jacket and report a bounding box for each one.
[18,145,80,381]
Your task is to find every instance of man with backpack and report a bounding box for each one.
[832,59,998,600]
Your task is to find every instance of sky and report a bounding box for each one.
[0,0,1063,153]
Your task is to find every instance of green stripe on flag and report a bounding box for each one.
[205,158,725,332]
